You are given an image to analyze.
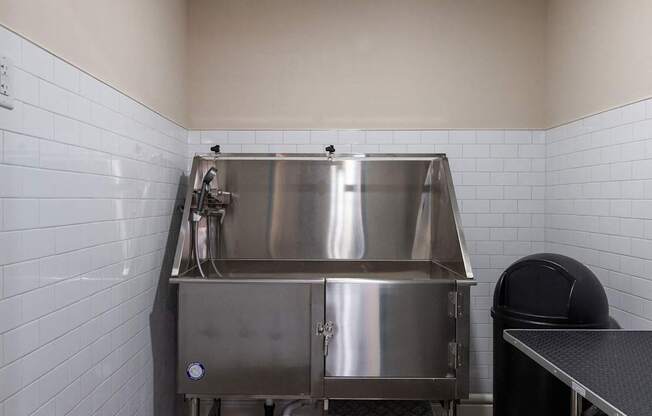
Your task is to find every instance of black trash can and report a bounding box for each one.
[491,253,610,416]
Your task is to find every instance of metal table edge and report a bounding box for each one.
[503,329,627,416]
[170,277,475,285]
[170,277,325,284]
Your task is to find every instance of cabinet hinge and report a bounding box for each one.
[448,291,463,318]
[448,342,464,369]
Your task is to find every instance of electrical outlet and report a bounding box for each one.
[0,56,14,110]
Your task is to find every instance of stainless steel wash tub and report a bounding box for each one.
[170,153,474,413]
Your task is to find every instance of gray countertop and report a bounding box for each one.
[504,329,652,416]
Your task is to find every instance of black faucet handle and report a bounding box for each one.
[210,145,221,154]
[325,144,335,154]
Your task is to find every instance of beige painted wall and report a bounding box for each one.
[0,0,188,125]
[7,1,648,129]
[545,0,652,127]
[187,0,546,130]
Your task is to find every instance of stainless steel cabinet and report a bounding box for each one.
[175,278,467,400]
[325,279,455,378]
[177,280,324,397]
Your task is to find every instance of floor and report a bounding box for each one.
[194,400,492,416]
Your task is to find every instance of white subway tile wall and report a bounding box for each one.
[0,27,186,416]
[189,129,546,393]
[546,99,652,331]
[4,20,651,410]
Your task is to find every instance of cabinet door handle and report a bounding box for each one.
[317,321,334,356]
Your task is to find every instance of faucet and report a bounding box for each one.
[192,167,229,278]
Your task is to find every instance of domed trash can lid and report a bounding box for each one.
[491,253,609,326]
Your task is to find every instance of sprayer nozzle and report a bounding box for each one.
[197,167,218,213]
[203,167,218,185]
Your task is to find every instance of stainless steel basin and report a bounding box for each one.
[171,259,465,281]
[171,154,474,412]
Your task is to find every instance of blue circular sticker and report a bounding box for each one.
[186,362,205,380]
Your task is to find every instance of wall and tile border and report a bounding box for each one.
[2,19,651,415]
[546,99,652,330]
[0,26,186,416]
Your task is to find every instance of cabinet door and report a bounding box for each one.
[325,279,455,378]
[178,281,323,396]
